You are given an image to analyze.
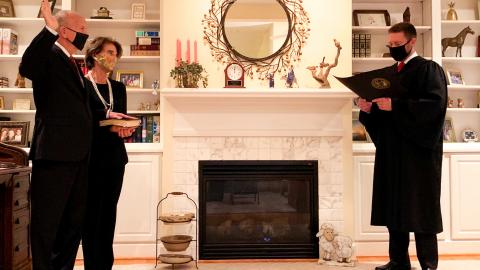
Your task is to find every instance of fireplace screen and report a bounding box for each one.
[199,161,318,259]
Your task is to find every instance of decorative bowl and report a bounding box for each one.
[160,235,193,251]
[159,213,195,224]
[158,254,192,264]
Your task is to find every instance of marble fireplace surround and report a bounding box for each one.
[159,88,355,252]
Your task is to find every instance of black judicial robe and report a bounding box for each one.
[359,56,447,233]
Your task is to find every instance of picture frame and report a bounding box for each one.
[443,118,456,142]
[0,96,4,110]
[353,10,391,26]
[13,99,31,110]
[0,0,15,17]
[116,70,144,88]
[37,0,56,18]
[0,121,30,147]
[352,119,369,142]
[131,3,146,20]
[446,68,465,85]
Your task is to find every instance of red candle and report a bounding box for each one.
[176,39,181,66]
[194,40,198,63]
[186,39,191,63]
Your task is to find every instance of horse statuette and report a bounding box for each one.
[441,26,475,57]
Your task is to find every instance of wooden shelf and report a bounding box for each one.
[126,88,160,94]
[442,20,480,25]
[0,17,44,26]
[0,55,22,62]
[352,26,431,34]
[447,108,480,112]
[0,88,33,93]
[86,19,160,28]
[448,85,480,90]
[442,57,480,64]
[353,142,480,153]
[0,110,35,114]
[128,110,160,114]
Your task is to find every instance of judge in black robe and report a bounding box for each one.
[358,23,447,270]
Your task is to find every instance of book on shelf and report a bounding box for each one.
[127,115,160,143]
[137,37,160,45]
[99,118,142,128]
[352,33,371,58]
[130,44,160,50]
[1,28,18,55]
[130,50,160,56]
[135,31,159,38]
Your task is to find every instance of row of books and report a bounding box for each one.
[130,31,160,56]
[124,115,160,143]
[352,33,371,58]
[0,28,18,55]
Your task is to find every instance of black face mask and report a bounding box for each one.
[388,40,411,62]
[65,26,89,51]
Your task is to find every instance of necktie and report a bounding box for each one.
[397,61,405,72]
[69,56,84,87]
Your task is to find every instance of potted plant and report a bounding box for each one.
[170,61,208,88]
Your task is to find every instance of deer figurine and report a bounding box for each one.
[306,39,342,88]
[441,26,475,57]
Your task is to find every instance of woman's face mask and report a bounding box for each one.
[94,54,117,72]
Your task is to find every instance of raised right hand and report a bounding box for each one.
[41,0,58,31]
[357,98,372,113]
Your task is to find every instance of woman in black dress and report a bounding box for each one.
[82,37,135,270]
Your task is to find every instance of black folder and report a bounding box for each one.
[335,66,406,101]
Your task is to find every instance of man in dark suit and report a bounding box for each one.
[358,23,446,270]
[19,1,92,269]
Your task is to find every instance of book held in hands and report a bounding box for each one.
[99,118,142,128]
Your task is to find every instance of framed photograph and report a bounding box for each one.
[0,96,4,110]
[443,118,456,142]
[37,0,56,18]
[352,119,368,142]
[0,121,30,147]
[13,99,31,110]
[116,70,144,88]
[131,3,146,20]
[353,10,391,26]
[0,0,15,17]
[446,69,465,85]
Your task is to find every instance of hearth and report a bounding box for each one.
[199,160,319,259]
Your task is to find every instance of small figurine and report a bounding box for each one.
[441,26,474,57]
[448,96,454,108]
[316,223,355,267]
[151,79,159,95]
[457,98,464,108]
[306,39,342,88]
[15,73,26,88]
[446,1,458,21]
[267,73,275,88]
[403,7,411,23]
[282,65,298,88]
[91,7,112,19]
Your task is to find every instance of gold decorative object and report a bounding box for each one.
[14,73,26,88]
[447,1,458,21]
[91,7,112,19]
[441,26,475,57]
[306,39,342,88]
[202,0,310,79]
[457,98,464,108]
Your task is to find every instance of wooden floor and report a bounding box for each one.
[75,255,480,266]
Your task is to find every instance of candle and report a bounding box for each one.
[194,40,198,63]
[186,39,191,63]
[176,39,181,66]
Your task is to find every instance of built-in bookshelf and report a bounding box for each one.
[0,0,161,149]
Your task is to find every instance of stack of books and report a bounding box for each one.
[0,77,8,88]
[124,115,160,143]
[0,28,18,55]
[131,31,160,56]
[352,33,371,58]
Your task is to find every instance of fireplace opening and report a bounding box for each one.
[199,160,319,260]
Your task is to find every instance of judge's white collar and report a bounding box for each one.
[55,41,72,58]
[401,51,418,65]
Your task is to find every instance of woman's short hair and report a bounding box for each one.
[85,37,123,70]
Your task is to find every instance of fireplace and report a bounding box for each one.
[199,160,319,260]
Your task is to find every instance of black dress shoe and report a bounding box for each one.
[375,261,411,270]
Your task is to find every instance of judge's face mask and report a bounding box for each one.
[64,26,89,51]
[93,54,117,72]
[388,39,412,62]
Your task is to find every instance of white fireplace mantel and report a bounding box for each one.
[160,88,355,137]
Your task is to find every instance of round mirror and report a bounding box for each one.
[222,0,292,61]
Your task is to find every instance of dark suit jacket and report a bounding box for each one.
[19,28,92,161]
[86,79,128,167]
